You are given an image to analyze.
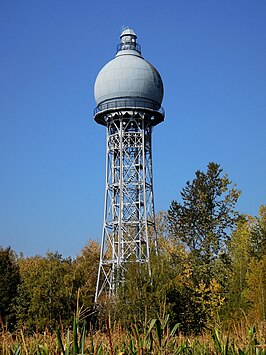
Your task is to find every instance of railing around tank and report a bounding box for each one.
[93,99,165,117]
[116,42,141,54]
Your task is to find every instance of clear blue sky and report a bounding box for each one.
[1,0,265,258]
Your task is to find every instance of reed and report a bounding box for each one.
[1,315,266,354]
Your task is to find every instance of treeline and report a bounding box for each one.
[1,162,265,334]
[0,241,99,331]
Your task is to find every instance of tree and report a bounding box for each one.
[245,206,266,321]
[249,205,266,259]
[166,163,240,331]
[223,207,266,322]
[0,246,20,328]
[168,162,240,276]
[16,252,79,331]
[75,240,100,311]
[246,256,266,321]
[99,213,175,328]
[225,217,252,319]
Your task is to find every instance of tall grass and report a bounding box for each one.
[1,316,266,354]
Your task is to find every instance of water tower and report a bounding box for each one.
[93,28,164,302]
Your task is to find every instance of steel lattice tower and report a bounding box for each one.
[93,28,164,302]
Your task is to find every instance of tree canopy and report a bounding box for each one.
[168,162,240,262]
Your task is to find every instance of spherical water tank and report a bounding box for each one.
[94,29,164,111]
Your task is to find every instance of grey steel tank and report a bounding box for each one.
[94,28,164,125]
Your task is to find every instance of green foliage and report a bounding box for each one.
[245,207,266,322]
[15,251,79,331]
[106,233,226,334]
[249,205,266,259]
[225,206,266,323]
[1,164,265,339]
[74,240,100,310]
[246,256,266,321]
[166,267,225,333]
[12,241,101,332]
[166,163,240,332]
[225,218,251,318]
[168,162,240,264]
[56,314,86,355]
[98,259,159,326]
[0,246,20,328]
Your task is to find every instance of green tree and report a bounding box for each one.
[102,213,175,327]
[75,240,100,311]
[223,207,266,323]
[0,246,20,328]
[246,256,266,321]
[225,217,251,319]
[163,240,226,334]
[168,162,240,280]
[249,205,266,259]
[16,252,79,331]
[97,205,228,333]
[245,206,266,321]
[166,163,240,332]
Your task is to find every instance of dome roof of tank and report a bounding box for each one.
[94,29,164,107]
[120,28,137,37]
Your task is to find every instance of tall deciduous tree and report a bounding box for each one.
[165,163,240,331]
[168,162,240,268]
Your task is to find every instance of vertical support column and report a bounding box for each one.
[142,118,151,275]
[95,127,110,302]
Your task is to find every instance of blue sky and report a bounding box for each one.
[1,0,265,258]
